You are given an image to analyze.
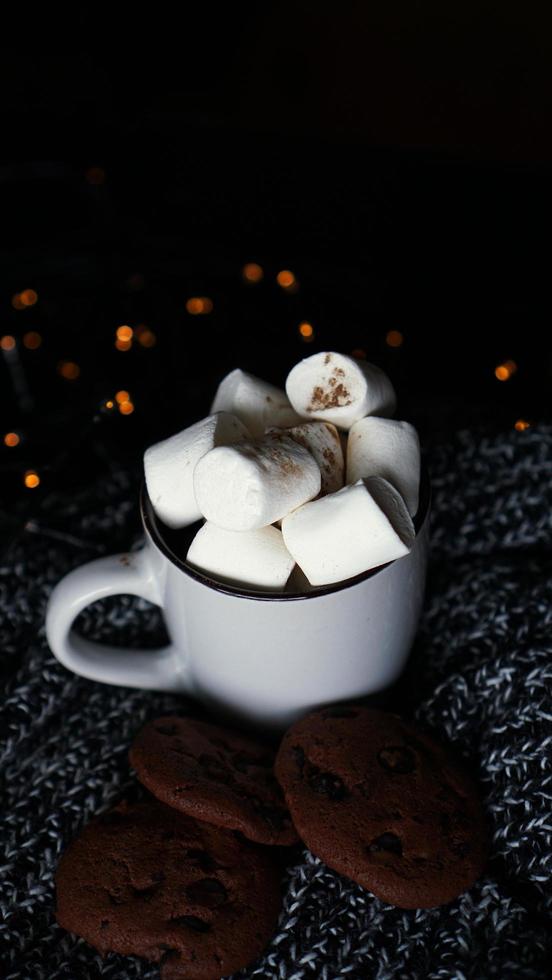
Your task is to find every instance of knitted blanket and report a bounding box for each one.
[1,426,551,979]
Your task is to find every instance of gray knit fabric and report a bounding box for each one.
[1,426,551,979]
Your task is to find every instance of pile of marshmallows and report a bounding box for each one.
[144,352,421,591]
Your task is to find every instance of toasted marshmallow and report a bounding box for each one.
[347,417,421,517]
[286,351,396,429]
[145,412,249,529]
[266,420,344,495]
[187,522,295,591]
[281,476,414,586]
[193,436,321,531]
[211,368,302,438]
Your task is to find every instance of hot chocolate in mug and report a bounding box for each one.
[46,475,430,729]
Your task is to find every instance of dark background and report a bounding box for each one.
[1,4,550,534]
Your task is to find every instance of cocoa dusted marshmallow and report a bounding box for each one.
[193,436,321,531]
[186,522,295,591]
[281,476,414,586]
[266,420,344,495]
[347,417,421,517]
[144,412,249,529]
[285,351,396,430]
[211,368,302,438]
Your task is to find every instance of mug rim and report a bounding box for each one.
[141,465,430,602]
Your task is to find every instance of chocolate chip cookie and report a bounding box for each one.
[275,706,488,908]
[130,716,297,846]
[55,799,281,980]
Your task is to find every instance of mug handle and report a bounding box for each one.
[45,548,187,692]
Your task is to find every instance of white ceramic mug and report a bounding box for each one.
[45,477,430,729]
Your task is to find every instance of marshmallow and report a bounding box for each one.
[144,412,249,529]
[347,417,421,517]
[211,368,302,438]
[187,522,295,591]
[285,351,396,429]
[266,421,344,495]
[281,476,414,586]
[193,436,321,531]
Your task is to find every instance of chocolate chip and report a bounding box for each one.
[197,754,235,786]
[107,890,124,906]
[367,832,403,856]
[172,915,211,933]
[186,849,218,873]
[185,878,228,908]
[308,770,347,800]
[100,919,109,929]
[155,723,179,736]
[131,882,161,901]
[378,746,416,774]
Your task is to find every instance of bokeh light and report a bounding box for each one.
[298,322,314,341]
[11,294,25,310]
[276,270,297,290]
[186,297,213,315]
[116,325,133,342]
[242,263,264,283]
[1,335,16,351]
[514,419,531,431]
[386,330,404,348]
[4,432,20,447]
[495,360,517,381]
[115,390,130,404]
[23,331,42,350]
[136,325,156,347]
[351,348,367,359]
[118,399,134,416]
[24,470,40,489]
[57,361,80,381]
[20,289,38,307]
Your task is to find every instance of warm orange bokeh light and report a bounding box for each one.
[118,400,135,416]
[242,263,264,283]
[115,339,132,351]
[515,419,531,431]
[116,325,133,342]
[386,330,404,348]
[136,325,156,347]
[11,293,25,310]
[1,335,16,351]
[105,400,115,410]
[351,348,367,360]
[186,297,213,315]
[58,361,80,380]
[23,331,42,350]
[86,166,106,185]
[24,470,40,489]
[298,322,314,340]
[115,390,130,404]
[276,270,296,289]
[4,432,20,447]
[20,289,38,307]
[495,360,517,382]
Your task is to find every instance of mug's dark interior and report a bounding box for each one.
[141,465,431,602]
